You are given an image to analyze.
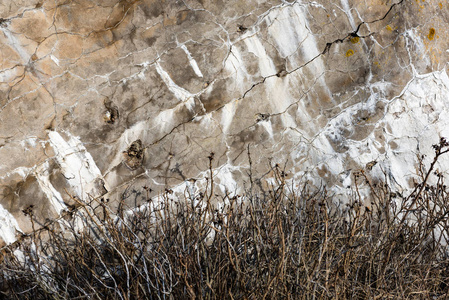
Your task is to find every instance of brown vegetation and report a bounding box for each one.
[2,139,449,299]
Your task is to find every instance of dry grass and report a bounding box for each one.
[2,139,449,299]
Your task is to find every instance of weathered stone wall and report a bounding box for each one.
[1,0,449,245]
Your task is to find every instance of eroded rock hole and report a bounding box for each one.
[123,139,144,170]
[103,99,119,124]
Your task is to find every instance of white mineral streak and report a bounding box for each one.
[155,61,195,102]
[309,70,449,195]
[224,46,248,92]
[339,0,357,31]
[243,26,293,127]
[265,3,333,104]
[405,29,430,66]
[0,27,30,63]
[214,164,239,194]
[379,70,449,189]
[20,137,38,149]
[180,44,204,78]
[0,68,18,83]
[309,1,325,9]
[0,166,32,180]
[48,131,105,199]
[244,36,276,77]
[220,100,237,134]
[50,54,60,66]
[259,120,274,140]
[267,4,321,61]
[0,204,22,244]
[35,162,67,214]
[154,106,177,131]
[311,135,345,174]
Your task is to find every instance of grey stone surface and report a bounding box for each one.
[1,0,449,245]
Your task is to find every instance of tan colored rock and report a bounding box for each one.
[1,0,449,245]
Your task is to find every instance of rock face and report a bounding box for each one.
[1,0,449,245]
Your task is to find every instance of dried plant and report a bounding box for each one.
[2,140,449,299]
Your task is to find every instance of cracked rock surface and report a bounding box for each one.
[1,0,449,245]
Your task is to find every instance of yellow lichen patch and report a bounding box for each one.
[350,36,359,44]
[345,49,354,57]
[439,2,443,9]
[428,28,436,40]
[386,25,393,31]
